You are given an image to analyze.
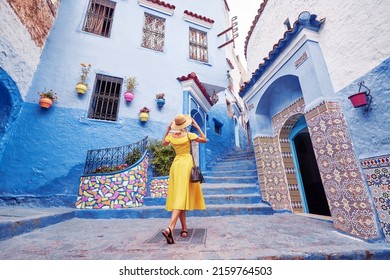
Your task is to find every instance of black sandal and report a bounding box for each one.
[180,230,188,238]
[162,227,175,244]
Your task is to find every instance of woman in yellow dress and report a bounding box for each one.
[161,114,207,244]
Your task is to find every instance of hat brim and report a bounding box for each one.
[171,115,192,130]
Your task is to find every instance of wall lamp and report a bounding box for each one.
[348,81,372,112]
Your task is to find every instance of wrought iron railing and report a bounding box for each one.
[83,136,149,175]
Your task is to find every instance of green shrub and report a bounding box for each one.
[148,139,175,176]
[125,147,142,166]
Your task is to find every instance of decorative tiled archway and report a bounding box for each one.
[254,98,382,240]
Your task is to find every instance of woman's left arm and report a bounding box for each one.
[191,119,207,143]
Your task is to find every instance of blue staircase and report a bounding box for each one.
[76,147,274,219]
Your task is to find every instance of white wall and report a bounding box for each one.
[246,0,390,93]
[0,0,41,98]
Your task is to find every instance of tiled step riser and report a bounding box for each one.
[204,177,258,184]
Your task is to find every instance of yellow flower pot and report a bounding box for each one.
[76,83,88,94]
[39,97,53,109]
[139,112,149,122]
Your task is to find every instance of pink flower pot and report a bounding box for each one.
[124,91,134,102]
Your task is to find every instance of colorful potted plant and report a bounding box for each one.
[348,92,368,108]
[139,106,150,122]
[37,89,58,109]
[76,63,91,94]
[155,93,165,107]
[348,81,371,109]
[124,76,138,102]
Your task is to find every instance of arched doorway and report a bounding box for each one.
[234,117,240,148]
[289,116,330,216]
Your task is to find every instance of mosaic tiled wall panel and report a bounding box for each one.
[150,177,169,198]
[274,99,305,212]
[361,155,390,242]
[254,136,291,211]
[306,101,380,240]
[75,156,149,209]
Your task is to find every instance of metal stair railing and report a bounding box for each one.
[83,136,149,175]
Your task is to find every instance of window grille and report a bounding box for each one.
[83,0,116,37]
[142,13,166,52]
[88,74,123,121]
[189,27,208,62]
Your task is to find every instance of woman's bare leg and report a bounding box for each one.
[179,210,188,237]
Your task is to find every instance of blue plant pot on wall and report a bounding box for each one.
[157,98,165,107]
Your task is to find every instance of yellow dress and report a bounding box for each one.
[165,132,206,211]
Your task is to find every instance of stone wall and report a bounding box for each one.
[7,0,59,48]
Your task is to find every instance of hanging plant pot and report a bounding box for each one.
[124,91,134,102]
[348,92,368,108]
[156,98,165,107]
[39,97,53,109]
[76,83,88,94]
[139,112,149,122]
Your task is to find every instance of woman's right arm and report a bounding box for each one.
[162,123,172,146]
[192,119,207,143]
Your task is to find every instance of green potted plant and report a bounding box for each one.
[139,106,150,122]
[76,63,91,94]
[155,93,165,107]
[37,89,58,109]
[124,76,138,102]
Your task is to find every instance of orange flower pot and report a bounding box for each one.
[39,97,53,109]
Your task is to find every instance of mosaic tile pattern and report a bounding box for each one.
[306,101,380,240]
[254,136,291,211]
[254,98,306,212]
[149,177,169,198]
[361,155,390,242]
[75,156,149,209]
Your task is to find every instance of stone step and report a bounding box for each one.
[208,159,256,169]
[144,193,262,206]
[206,169,258,177]
[204,175,258,184]
[74,202,274,219]
[216,153,255,161]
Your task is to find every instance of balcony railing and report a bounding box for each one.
[83,136,149,175]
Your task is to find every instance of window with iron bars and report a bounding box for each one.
[88,74,123,121]
[142,13,166,52]
[83,0,116,37]
[189,27,208,62]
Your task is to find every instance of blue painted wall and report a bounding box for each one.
[335,58,390,159]
[0,0,240,206]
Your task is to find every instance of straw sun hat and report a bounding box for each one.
[171,114,192,130]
